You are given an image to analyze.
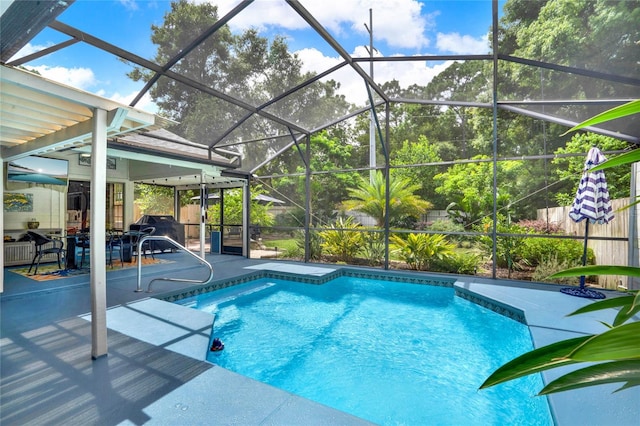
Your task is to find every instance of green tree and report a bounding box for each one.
[552,133,632,205]
[498,0,640,124]
[391,135,445,209]
[270,131,359,226]
[207,186,274,228]
[434,156,525,228]
[342,171,432,228]
[134,184,173,215]
[129,0,350,150]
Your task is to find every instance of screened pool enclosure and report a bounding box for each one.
[2,0,639,290]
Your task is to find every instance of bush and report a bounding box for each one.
[476,217,527,270]
[391,233,455,271]
[320,216,364,262]
[517,219,563,234]
[532,256,581,285]
[428,219,468,246]
[432,251,482,275]
[520,237,594,267]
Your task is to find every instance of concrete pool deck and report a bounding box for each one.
[1,253,638,425]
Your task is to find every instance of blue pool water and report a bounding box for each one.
[178,276,553,425]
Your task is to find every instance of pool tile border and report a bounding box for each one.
[157,267,459,302]
[454,286,527,324]
[157,267,525,324]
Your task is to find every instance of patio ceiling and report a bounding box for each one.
[0,65,160,160]
[0,65,241,185]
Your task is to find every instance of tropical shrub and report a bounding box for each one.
[391,233,455,271]
[288,230,323,260]
[361,230,385,266]
[342,171,432,228]
[432,251,481,275]
[320,216,364,262]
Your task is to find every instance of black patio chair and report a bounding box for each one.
[107,233,124,267]
[76,229,90,268]
[27,231,65,275]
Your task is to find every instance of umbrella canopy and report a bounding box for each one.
[568,147,614,225]
[562,147,613,299]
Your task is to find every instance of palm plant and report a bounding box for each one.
[391,233,455,271]
[342,171,433,227]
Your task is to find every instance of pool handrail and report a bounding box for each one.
[134,235,213,293]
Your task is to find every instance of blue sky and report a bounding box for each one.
[16,0,503,111]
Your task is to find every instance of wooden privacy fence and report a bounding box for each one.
[537,198,631,289]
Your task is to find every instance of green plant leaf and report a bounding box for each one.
[538,360,640,395]
[550,265,640,278]
[590,149,640,172]
[613,303,640,327]
[561,100,640,135]
[568,295,635,317]
[568,322,640,362]
[568,294,639,328]
[479,336,589,389]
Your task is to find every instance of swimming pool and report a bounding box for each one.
[177,274,553,425]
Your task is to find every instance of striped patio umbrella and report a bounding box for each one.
[561,147,614,299]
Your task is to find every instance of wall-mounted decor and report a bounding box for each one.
[4,193,33,212]
[79,154,116,170]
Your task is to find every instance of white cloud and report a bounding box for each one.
[106,90,158,114]
[9,42,52,62]
[118,0,139,11]
[29,65,97,90]
[436,32,489,55]
[26,59,159,114]
[296,45,453,105]
[215,0,432,50]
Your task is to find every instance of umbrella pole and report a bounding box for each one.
[560,220,605,299]
[579,221,589,290]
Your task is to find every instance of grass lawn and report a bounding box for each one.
[262,238,297,252]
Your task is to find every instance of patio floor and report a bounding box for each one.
[1,251,638,425]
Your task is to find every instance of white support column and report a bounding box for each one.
[123,180,135,228]
[90,108,108,359]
